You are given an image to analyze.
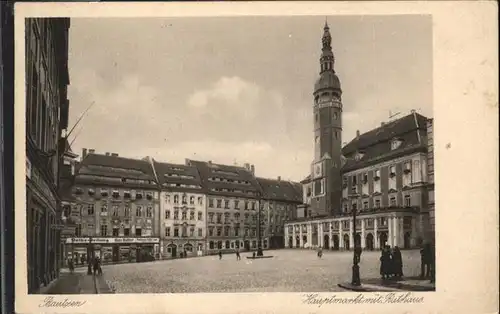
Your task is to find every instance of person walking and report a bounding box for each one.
[68,258,74,274]
[420,243,431,279]
[235,248,241,261]
[218,250,222,260]
[380,245,391,280]
[392,246,403,278]
[317,246,323,258]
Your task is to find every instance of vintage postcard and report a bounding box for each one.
[14,1,498,314]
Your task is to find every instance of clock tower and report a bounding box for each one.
[309,21,343,217]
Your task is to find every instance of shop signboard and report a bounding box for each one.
[66,237,160,244]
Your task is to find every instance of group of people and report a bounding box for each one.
[379,245,404,279]
[420,243,435,282]
[217,248,241,260]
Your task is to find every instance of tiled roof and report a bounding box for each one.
[187,159,263,197]
[152,160,205,192]
[76,153,156,182]
[341,112,429,171]
[257,178,303,203]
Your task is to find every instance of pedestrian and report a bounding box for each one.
[420,243,431,279]
[354,246,362,264]
[392,246,403,278]
[429,243,435,283]
[68,258,74,273]
[218,250,222,260]
[236,248,241,260]
[317,246,323,258]
[380,245,391,280]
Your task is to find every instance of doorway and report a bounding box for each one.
[343,234,350,250]
[323,234,330,249]
[366,233,374,250]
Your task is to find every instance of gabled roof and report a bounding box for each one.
[187,159,263,198]
[75,154,157,187]
[152,160,205,193]
[256,178,302,203]
[341,112,429,171]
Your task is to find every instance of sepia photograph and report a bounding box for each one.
[13,2,498,314]
[24,13,435,295]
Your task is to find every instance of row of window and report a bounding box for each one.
[207,177,251,185]
[208,239,268,250]
[208,198,257,210]
[207,226,254,237]
[209,188,257,196]
[74,224,151,237]
[207,212,261,224]
[77,204,154,218]
[165,226,203,237]
[165,210,203,221]
[74,187,154,200]
[289,216,413,233]
[165,194,203,205]
[342,194,413,212]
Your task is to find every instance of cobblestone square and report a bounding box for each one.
[101,249,422,293]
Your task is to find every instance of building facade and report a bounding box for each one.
[25,18,70,293]
[153,160,207,258]
[284,23,433,251]
[188,160,264,253]
[65,150,160,264]
[257,177,302,249]
[426,119,435,243]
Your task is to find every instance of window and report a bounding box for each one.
[208,227,214,237]
[389,165,396,176]
[343,203,348,212]
[165,227,170,237]
[198,228,202,237]
[333,112,338,120]
[379,217,387,226]
[165,210,171,219]
[124,228,130,236]
[174,210,179,220]
[391,139,402,150]
[198,197,203,205]
[224,226,230,237]
[182,211,187,220]
[216,200,222,208]
[136,206,142,217]
[146,206,153,218]
[165,195,170,203]
[208,213,214,223]
[375,199,381,208]
[100,224,108,236]
[136,191,143,199]
[235,227,240,237]
[75,224,82,237]
[374,169,381,180]
[112,228,119,236]
[124,206,130,217]
[217,227,222,236]
[198,212,203,220]
[363,201,369,209]
[182,195,187,204]
[190,211,195,220]
[224,200,230,209]
[350,176,357,193]
[123,191,131,199]
[209,198,214,207]
[190,227,195,237]
[112,205,118,217]
[404,195,411,207]
[135,228,142,236]
[351,201,357,211]
[190,196,195,205]
[362,173,368,184]
[87,204,94,215]
[216,213,222,224]
[234,200,239,209]
[390,197,397,207]
[101,202,108,213]
[174,195,179,204]
[173,228,179,237]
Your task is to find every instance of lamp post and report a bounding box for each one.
[256,195,264,257]
[349,193,361,286]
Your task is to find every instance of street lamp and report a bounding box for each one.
[256,195,264,257]
[349,193,361,286]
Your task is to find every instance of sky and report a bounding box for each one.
[67,15,433,182]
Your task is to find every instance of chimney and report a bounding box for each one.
[277,176,281,181]
[244,163,250,171]
[250,164,255,175]
[111,153,118,157]
[185,158,191,166]
[208,160,212,165]
[82,148,87,159]
[356,130,360,138]
[411,109,416,113]
[105,152,110,156]
[89,149,95,154]
[381,122,385,127]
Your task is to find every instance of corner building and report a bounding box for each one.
[66,150,160,263]
[188,160,263,253]
[284,23,433,250]
[25,18,70,293]
[153,159,207,258]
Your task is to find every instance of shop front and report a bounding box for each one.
[65,237,160,264]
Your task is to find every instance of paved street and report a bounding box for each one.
[100,249,422,293]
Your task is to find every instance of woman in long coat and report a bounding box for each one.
[392,246,403,278]
[380,246,391,279]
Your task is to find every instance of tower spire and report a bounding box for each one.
[320,21,334,73]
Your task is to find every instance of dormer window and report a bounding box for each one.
[112,190,120,198]
[391,138,403,150]
[362,173,368,185]
[74,187,83,195]
[136,192,143,199]
[355,151,365,161]
[146,192,153,200]
[373,169,381,181]
[123,191,131,199]
[100,189,108,197]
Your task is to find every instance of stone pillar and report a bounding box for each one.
[349,219,354,249]
[388,217,393,247]
[284,225,288,248]
[361,219,366,249]
[307,223,312,248]
[411,217,417,247]
[329,221,333,249]
[374,218,379,249]
[399,218,405,247]
[299,225,303,248]
[393,216,399,247]
[339,220,344,249]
